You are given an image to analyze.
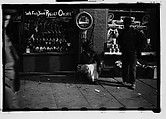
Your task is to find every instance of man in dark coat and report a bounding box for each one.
[117,17,146,89]
[4,13,20,110]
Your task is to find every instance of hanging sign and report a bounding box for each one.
[76,11,93,30]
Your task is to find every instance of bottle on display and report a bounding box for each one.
[25,16,73,53]
[108,38,120,53]
[143,38,152,52]
[26,41,30,53]
[26,35,33,53]
[114,44,119,53]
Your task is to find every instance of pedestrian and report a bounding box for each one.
[77,40,101,82]
[4,13,20,110]
[117,17,146,89]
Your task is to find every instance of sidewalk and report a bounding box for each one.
[16,73,159,111]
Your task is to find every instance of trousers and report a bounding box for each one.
[4,86,19,110]
[121,51,137,84]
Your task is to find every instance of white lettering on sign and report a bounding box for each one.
[25,9,72,18]
[58,9,63,16]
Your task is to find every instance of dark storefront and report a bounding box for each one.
[22,8,79,72]
[2,4,159,77]
[3,5,80,73]
[104,7,159,76]
[2,3,160,111]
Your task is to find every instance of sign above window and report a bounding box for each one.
[24,9,73,18]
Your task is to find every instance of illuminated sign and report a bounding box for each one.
[76,11,93,30]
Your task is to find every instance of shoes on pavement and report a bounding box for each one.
[131,83,136,90]
[122,82,128,86]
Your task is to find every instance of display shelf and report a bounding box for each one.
[104,52,156,56]
[104,52,122,55]
[23,52,75,56]
[141,52,156,56]
[108,10,147,14]
[23,8,76,54]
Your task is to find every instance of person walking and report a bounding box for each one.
[117,17,146,89]
[4,13,20,110]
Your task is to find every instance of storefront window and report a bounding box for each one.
[23,9,76,53]
[106,8,153,54]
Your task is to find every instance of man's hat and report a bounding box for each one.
[3,9,17,15]
[123,17,132,25]
[3,9,17,20]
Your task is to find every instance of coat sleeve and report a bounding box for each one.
[136,30,147,50]
[116,29,123,50]
[5,36,20,92]
[5,37,15,89]
[135,30,147,58]
[10,45,20,92]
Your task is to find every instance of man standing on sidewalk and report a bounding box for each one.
[117,17,146,89]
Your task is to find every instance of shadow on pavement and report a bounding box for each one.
[19,73,124,88]
[19,74,98,85]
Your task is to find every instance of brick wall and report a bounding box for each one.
[80,9,108,54]
[93,9,108,54]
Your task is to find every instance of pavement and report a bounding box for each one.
[15,73,159,112]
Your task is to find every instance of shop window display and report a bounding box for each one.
[104,8,158,79]
[106,9,154,55]
[23,9,76,54]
